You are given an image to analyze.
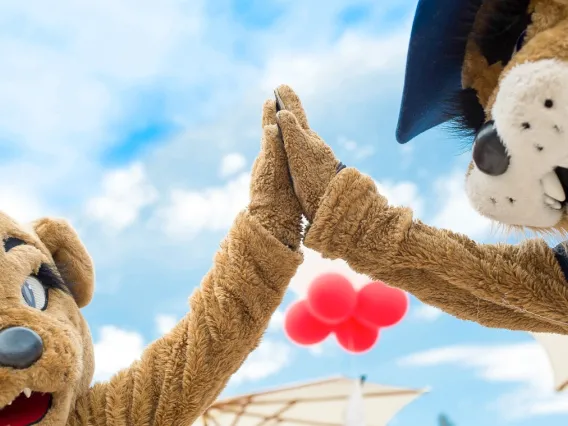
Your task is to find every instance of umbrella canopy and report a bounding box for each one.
[200,376,427,426]
[530,332,568,392]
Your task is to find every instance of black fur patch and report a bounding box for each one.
[439,0,532,147]
[3,236,27,252]
[439,0,483,63]
[36,263,70,294]
[473,0,532,65]
[553,242,568,285]
[435,0,484,147]
[442,88,486,145]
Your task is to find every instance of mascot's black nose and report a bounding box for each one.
[472,121,509,176]
[0,327,44,369]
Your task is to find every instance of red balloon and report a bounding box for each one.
[284,300,332,345]
[307,273,357,324]
[354,281,408,328]
[334,318,379,353]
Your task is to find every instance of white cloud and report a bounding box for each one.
[308,344,325,356]
[0,0,417,219]
[0,0,203,151]
[398,341,568,419]
[156,314,178,335]
[0,0,211,233]
[219,153,247,178]
[338,136,375,161]
[413,305,443,322]
[430,171,493,239]
[307,338,339,357]
[93,325,145,383]
[261,29,410,100]
[289,246,372,298]
[230,339,292,385]
[0,186,45,223]
[339,137,358,152]
[400,144,414,170]
[375,180,425,219]
[154,172,250,239]
[269,309,285,332]
[86,162,158,231]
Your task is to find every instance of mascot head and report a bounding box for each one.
[398,0,568,231]
[0,214,95,426]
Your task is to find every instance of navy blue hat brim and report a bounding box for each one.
[396,0,483,144]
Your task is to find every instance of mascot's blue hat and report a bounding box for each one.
[396,0,483,143]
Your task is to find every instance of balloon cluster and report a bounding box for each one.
[284,273,408,353]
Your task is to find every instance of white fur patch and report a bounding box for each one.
[466,59,568,228]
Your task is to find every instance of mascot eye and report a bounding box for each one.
[513,30,527,56]
[21,276,48,310]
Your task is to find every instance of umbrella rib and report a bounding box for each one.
[225,390,420,405]
[230,396,254,426]
[203,410,221,426]
[557,379,568,392]
[221,407,340,426]
[212,412,223,426]
[214,377,345,404]
[215,399,251,409]
[255,400,297,426]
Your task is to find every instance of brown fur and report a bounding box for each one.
[465,0,568,122]
[275,86,339,223]
[0,99,303,425]
[274,84,568,334]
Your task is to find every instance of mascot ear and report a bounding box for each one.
[32,218,95,308]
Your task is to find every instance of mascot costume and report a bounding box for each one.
[0,101,304,425]
[271,0,568,336]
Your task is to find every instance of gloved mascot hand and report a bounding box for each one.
[249,98,304,250]
[274,84,568,336]
[272,84,342,223]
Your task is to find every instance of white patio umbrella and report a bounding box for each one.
[199,376,427,426]
[530,332,568,391]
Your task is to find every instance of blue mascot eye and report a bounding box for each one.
[21,276,48,310]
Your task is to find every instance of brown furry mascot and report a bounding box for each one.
[0,99,303,425]
[272,0,568,337]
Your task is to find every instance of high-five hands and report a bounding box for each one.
[273,85,346,223]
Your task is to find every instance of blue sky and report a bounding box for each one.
[2,0,568,425]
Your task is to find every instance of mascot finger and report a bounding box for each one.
[276,109,339,221]
[262,98,278,128]
[275,84,310,130]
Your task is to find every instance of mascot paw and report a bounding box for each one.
[249,98,303,250]
[274,84,342,222]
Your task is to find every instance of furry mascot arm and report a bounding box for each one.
[274,84,568,335]
[69,100,304,425]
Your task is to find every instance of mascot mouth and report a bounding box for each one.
[0,390,52,426]
[555,167,568,208]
